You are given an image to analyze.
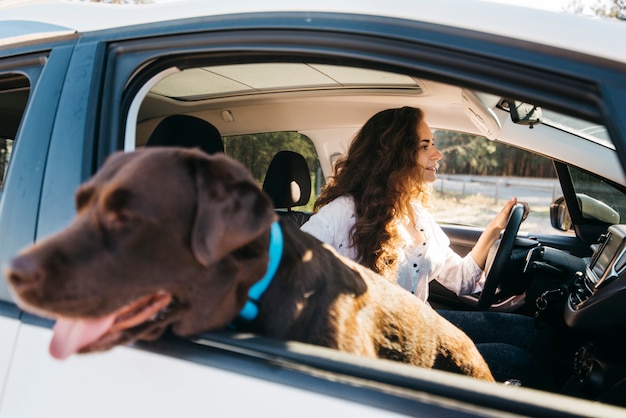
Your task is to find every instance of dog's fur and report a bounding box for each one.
[4,147,493,381]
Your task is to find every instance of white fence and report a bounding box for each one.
[434,175,561,207]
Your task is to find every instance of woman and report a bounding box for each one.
[301,106,554,389]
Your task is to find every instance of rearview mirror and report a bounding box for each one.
[501,99,542,127]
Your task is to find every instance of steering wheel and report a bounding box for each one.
[476,203,526,311]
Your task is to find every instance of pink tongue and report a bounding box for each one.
[49,314,116,360]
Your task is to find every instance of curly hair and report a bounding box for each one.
[314,107,432,278]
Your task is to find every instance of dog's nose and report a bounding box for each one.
[4,254,45,291]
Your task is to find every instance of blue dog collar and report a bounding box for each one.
[237,221,283,321]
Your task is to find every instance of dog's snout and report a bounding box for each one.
[5,254,45,291]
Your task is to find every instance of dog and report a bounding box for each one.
[4,147,494,381]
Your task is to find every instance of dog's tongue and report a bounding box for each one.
[49,315,116,360]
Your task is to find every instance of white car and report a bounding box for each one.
[1,1,626,416]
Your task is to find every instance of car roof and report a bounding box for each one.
[3,1,625,186]
[1,0,625,65]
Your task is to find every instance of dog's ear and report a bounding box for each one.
[189,155,277,267]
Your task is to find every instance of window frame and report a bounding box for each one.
[0,48,72,302]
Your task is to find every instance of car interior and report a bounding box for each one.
[116,59,626,406]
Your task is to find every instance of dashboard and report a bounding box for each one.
[566,224,626,331]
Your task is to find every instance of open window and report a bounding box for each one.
[0,73,29,192]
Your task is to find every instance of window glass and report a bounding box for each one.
[0,73,29,192]
[0,73,30,303]
[568,166,626,223]
[0,138,14,188]
[542,110,613,150]
[224,132,321,212]
[430,130,569,235]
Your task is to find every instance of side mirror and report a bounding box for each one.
[550,194,620,231]
[550,196,571,231]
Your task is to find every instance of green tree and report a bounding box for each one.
[224,132,322,210]
[564,0,625,19]
[435,131,497,175]
[224,132,320,183]
[434,130,556,177]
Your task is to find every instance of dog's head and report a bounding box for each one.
[4,147,277,359]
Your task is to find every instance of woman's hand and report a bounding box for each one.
[470,197,524,270]
[484,197,518,241]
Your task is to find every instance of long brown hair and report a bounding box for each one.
[314,107,431,278]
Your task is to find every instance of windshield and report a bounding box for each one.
[542,110,613,149]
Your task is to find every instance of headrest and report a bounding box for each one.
[146,114,224,154]
[262,151,311,209]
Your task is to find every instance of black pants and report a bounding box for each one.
[437,310,556,391]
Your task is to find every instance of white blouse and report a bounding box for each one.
[300,195,484,301]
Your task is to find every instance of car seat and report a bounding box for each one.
[262,150,312,227]
[146,114,224,154]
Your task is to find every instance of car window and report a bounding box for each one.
[430,130,569,235]
[0,138,13,189]
[542,110,613,150]
[224,132,322,212]
[568,166,626,224]
[0,73,28,192]
[0,72,32,303]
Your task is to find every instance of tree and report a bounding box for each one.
[224,131,321,186]
[434,130,556,178]
[564,0,625,19]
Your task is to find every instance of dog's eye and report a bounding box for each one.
[104,188,132,212]
[100,189,136,232]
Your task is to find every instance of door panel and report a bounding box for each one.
[0,313,20,400]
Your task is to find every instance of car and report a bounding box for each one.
[1,0,626,416]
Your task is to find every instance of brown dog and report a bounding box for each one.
[4,147,493,381]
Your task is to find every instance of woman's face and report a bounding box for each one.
[416,119,442,183]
